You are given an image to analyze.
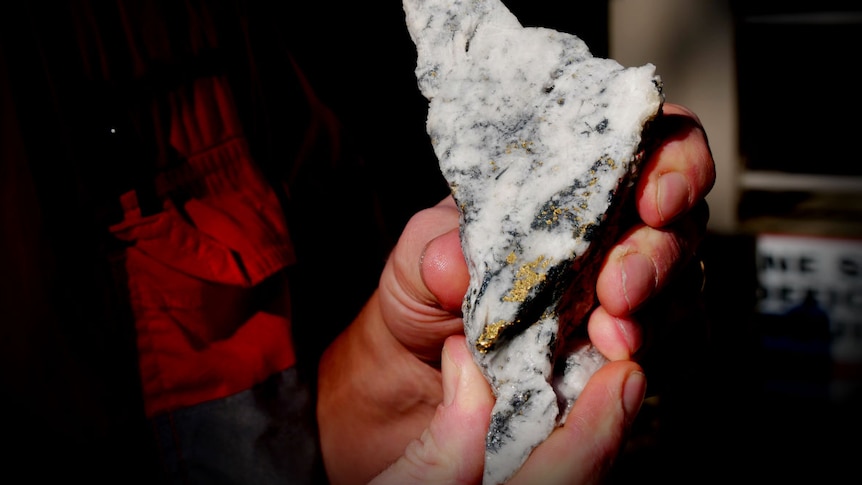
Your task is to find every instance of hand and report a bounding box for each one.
[317,102,715,484]
[370,335,645,485]
[590,103,714,361]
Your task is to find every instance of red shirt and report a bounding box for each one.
[109,75,298,416]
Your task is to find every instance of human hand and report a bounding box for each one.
[589,102,715,362]
[384,102,715,367]
[369,102,714,484]
[370,335,645,485]
[318,102,715,483]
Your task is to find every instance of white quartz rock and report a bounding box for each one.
[403,1,664,483]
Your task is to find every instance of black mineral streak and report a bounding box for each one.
[486,390,532,453]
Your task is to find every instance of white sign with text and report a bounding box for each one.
[756,233,862,363]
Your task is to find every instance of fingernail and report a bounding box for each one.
[621,252,655,311]
[623,371,646,422]
[442,345,462,407]
[614,316,637,356]
[656,172,690,223]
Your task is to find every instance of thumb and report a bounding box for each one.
[370,335,493,485]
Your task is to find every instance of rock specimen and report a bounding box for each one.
[402,0,664,483]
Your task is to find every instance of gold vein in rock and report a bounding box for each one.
[503,255,550,303]
[476,319,516,353]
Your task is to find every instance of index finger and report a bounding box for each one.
[635,103,716,228]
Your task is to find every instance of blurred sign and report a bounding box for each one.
[755,233,862,363]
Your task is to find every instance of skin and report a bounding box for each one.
[317,103,716,484]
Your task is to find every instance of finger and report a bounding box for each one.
[636,103,716,227]
[586,306,643,361]
[509,360,645,485]
[421,226,469,314]
[630,256,711,381]
[596,201,709,316]
[378,196,467,363]
[369,335,493,485]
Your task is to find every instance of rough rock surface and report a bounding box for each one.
[402,1,664,483]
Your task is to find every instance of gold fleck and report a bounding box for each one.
[503,255,549,303]
[541,205,567,225]
[476,319,515,353]
[506,252,517,265]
